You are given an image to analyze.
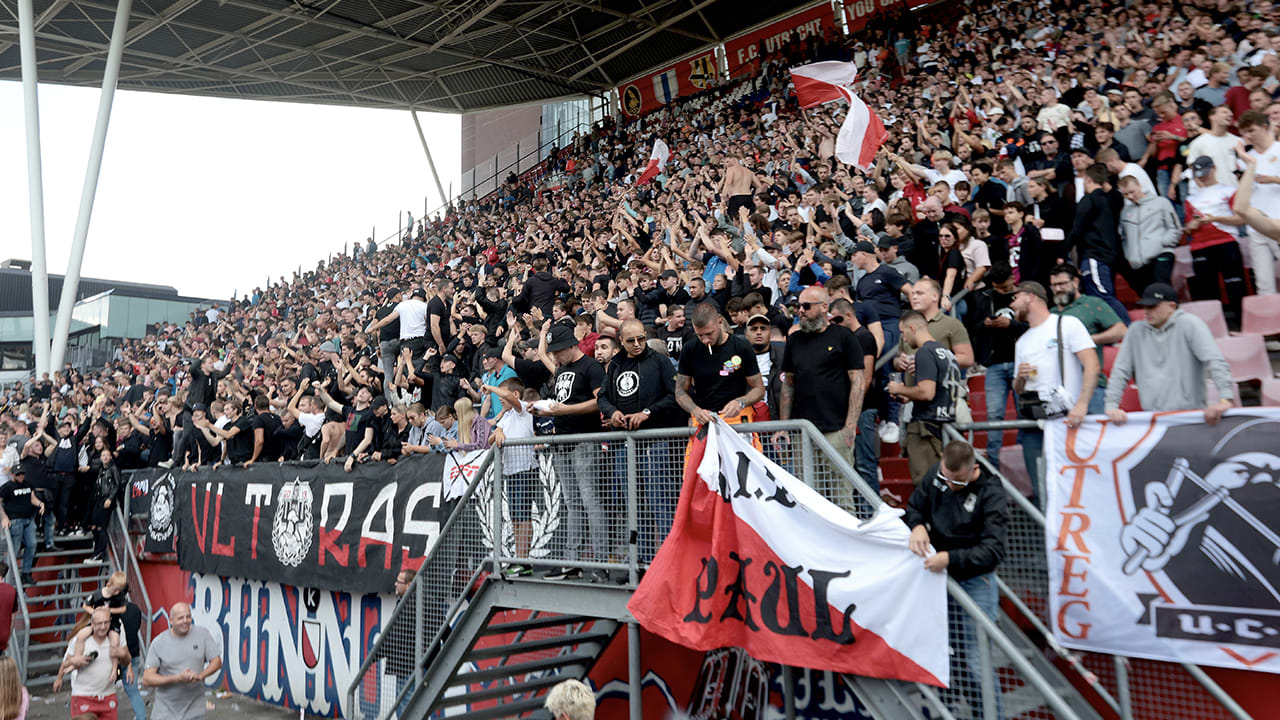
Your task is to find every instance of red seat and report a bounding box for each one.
[1129,308,1145,323]
[1217,334,1275,383]
[1102,344,1120,376]
[1171,246,1194,301]
[1181,299,1229,338]
[1119,384,1142,412]
[1262,378,1280,406]
[1241,294,1280,337]
[1206,380,1242,407]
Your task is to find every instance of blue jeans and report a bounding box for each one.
[947,572,1004,720]
[1020,428,1045,510]
[880,322,902,424]
[8,517,35,574]
[854,408,880,492]
[123,655,145,719]
[634,439,677,561]
[983,362,1016,468]
[1079,257,1131,324]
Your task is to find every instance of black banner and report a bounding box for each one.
[159,455,450,595]
[129,467,179,555]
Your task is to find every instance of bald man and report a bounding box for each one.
[144,602,222,719]
[55,607,131,718]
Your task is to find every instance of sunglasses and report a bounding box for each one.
[830,315,845,324]
[798,301,826,310]
[621,336,647,344]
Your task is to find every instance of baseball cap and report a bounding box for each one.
[191,402,210,414]
[853,240,877,255]
[1137,283,1178,306]
[1014,281,1048,303]
[410,287,426,299]
[876,234,897,250]
[546,323,578,352]
[483,347,504,360]
[1190,156,1215,178]
[746,313,771,327]
[10,465,24,477]
[660,269,679,280]
[386,287,403,298]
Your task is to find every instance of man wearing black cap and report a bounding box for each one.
[743,313,783,420]
[876,234,919,284]
[0,463,45,584]
[1185,154,1247,325]
[644,270,692,321]
[534,324,605,581]
[1104,283,1235,424]
[1010,280,1099,508]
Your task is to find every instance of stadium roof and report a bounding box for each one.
[0,0,796,112]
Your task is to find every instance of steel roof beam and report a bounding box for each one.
[568,0,718,81]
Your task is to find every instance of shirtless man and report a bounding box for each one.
[721,152,761,218]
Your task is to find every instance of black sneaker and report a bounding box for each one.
[44,544,62,553]
[19,574,33,587]
[589,569,612,584]
[544,566,582,581]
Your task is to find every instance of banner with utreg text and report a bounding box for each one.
[166,455,453,595]
[1046,410,1280,674]
[724,4,835,78]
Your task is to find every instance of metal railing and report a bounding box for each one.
[945,419,1253,720]
[2,527,31,680]
[347,419,1087,720]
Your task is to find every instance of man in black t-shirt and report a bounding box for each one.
[776,287,866,471]
[427,280,455,352]
[830,298,882,490]
[0,465,45,583]
[209,403,254,464]
[247,395,284,465]
[654,306,696,366]
[675,303,765,425]
[887,311,962,485]
[533,324,606,581]
[375,288,403,401]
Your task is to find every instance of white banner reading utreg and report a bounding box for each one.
[1045,410,1280,673]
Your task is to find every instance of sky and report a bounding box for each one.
[0,81,461,301]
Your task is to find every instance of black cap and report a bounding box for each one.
[410,287,426,299]
[853,240,877,255]
[876,234,897,249]
[660,269,679,280]
[10,465,24,476]
[546,323,578,352]
[1137,282,1178,306]
[191,402,210,414]
[483,347,504,360]
[1191,156,1214,178]
[386,287,403,298]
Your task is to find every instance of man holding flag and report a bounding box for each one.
[789,61,888,170]
[637,138,669,185]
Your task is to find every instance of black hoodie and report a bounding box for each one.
[902,463,1008,581]
[597,347,682,428]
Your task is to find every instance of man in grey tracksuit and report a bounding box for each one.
[1103,283,1235,424]
[1118,176,1182,291]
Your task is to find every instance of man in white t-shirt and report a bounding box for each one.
[486,377,537,578]
[365,287,430,356]
[1186,106,1242,187]
[897,150,967,202]
[54,608,131,719]
[1237,111,1280,294]
[1010,281,1099,509]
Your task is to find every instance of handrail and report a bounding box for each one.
[347,418,1089,720]
[112,507,153,649]
[873,286,971,373]
[2,526,31,681]
[940,421,1252,720]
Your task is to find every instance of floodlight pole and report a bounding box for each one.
[410,108,448,210]
[19,0,51,377]
[49,0,134,373]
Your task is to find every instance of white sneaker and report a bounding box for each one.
[878,422,900,445]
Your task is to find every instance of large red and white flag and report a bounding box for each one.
[790,61,888,171]
[637,138,670,185]
[628,419,949,686]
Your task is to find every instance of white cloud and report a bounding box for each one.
[0,81,460,300]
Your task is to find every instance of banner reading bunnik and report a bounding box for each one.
[1046,410,1280,673]
[628,418,949,685]
[161,454,454,595]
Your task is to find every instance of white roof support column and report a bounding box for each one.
[18,0,50,377]
[411,108,449,210]
[49,0,134,373]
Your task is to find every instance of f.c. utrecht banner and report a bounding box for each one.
[168,455,453,595]
[619,51,718,118]
[724,4,835,79]
[629,418,949,685]
[1046,410,1280,673]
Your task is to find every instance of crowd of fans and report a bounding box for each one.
[1,0,1278,585]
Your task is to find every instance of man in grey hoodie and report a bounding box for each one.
[1118,175,1182,290]
[1104,283,1235,425]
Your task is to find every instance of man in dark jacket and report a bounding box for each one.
[904,440,1008,717]
[515,257,570,316]
[1068,163,1129,321]
[597,320,681,559]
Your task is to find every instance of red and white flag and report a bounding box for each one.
[790,61,888,171]
[628,418,949,686]
[637,138,670,185]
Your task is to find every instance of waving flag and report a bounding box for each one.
[790,61,888,171]
[637,138,670,185]
[628,418,949,686]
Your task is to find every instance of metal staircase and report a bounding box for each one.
[348,421,1108,720]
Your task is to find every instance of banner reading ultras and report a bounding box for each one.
[618,51,718,118]
[1046,410,1280,674]
[166,455,454,595]
[724,4,835,79]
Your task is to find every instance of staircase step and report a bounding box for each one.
[449,653,595,685]
[455,696,548,720]
[466,631,613,661]
[25,656,64,674]
[21,590,93,604]
[24,573,110,589]
[28,607,85,619]
[29,639,74,653]
[35,548,94,559]
[479,614,592,636]
[29,561,109,573]
[437,674,565,708]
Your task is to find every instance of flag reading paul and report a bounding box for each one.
[628,417,949,686]
[1046,410,1280,673]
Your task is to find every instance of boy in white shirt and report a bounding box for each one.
[484,378,538,577]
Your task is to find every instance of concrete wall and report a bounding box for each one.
[460,104,542,198]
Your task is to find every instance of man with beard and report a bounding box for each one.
[675,303,765,426]
[1049,263,1126,413]
[774,287,866,473]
